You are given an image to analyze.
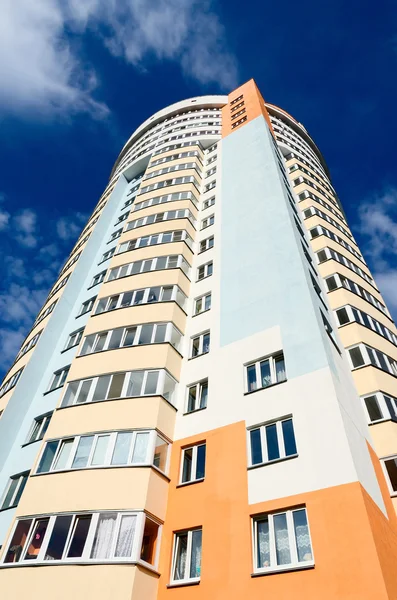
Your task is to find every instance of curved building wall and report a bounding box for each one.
[0,80,397,600]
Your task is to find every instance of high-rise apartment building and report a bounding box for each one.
[0,79,397,598]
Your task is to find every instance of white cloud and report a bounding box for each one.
[13,209,39,248]
[0,283,46,325]
[355,187,397,319]
[0,0,237,117]
[0,328,26,370]
[56,212,88,241]
[0,208,10,230]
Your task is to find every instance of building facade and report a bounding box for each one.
[0,79,397,598]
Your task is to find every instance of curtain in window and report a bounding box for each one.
[257,520,270,568]
[173,534,187,580]
[90,513,117,559]
[189,530,202,579]
[293,510,312,562]
[115,515,136,557]
[274,513,291,565]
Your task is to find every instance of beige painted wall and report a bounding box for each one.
[17,466,169,519]
[0,564,157,600]
[46,395,176,440]
[84,302,186,337]
[109,241,193,270]
[66,343,181,383]
[98,268,190,299]
[371,421,397,457]
[352,367,397,397]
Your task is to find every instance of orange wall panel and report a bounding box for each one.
[157,421,397,599]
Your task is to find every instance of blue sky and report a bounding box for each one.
[0,0,396,377]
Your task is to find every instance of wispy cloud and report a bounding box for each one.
[355,187,397,317]
[0,195,86,373]
[56,213,88,241]
[0,0,238,118]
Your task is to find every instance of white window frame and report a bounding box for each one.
[64,328,84,351]
[36,429,169,475]
[78,297,96,316]
[252,507,314,574]
[245,353,286,393]
[381,455,397,496]
[201,214,214,230]
[61,369,176,407]
[194,293,211,315]
[203,196,215,210]
[247,417,297,467]
[0,472,29,510]
[79,322,182,356]
[26,413,52,444]
[94,285,186,315]
[362,391,397,424]
[197,261,213,281]
[180,444,206,484]
[199,236,214,253]
[186,380,208,413]
[1,510,160,567]
[90,271,106,287]
[190,332,210,358]
[48,366,70,392]
[170,528,202,584]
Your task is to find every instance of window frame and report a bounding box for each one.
[186,380,208,413]
[193,293,211,316]
[247,417,297,468]
[0,471,29,511]
[170,527,202,585]
[190,332,210,358]
[179,443,206,485]
[362,391,397,424]
[64,328,84,351]
[197,261,213,281]
[252,507,314,575]
[381,455,397,496]
[1,510,161,567]
[245,353,286,394]
[35,429,170,475]
[25,413,52,445]
[48,366,70,392]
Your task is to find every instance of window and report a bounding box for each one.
[1,472,29,510]
[362,392,397,424]
[383,456,397,494]
[197,261,213,281]
[181,444,206,484]
[321,311,340,352]
[90,271,106,287]
[36,430,169,474]
[79,322,182,355]
[48,366,70,392]
[171,528,202,584]
[199,236,214,253]
[201,214,214,229]
[186,380,208,413]
[191,332,210,358]
[107,254,190,282]
[64,329,84,351]
[253,507,313,573]
[117,230,193,254]
[0,367,24,398]
[245,353,286,393]
[78,297,96,316]
[95,285,187,314]
[100,248,116,262]
[109,228,122,242]
[203,196,215,210]
[194,293,211,315]
[2,511,159,566]
[248,418,297,467]
[61,369,176,407]
[26,413,52,444]
[347,344,397,376]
